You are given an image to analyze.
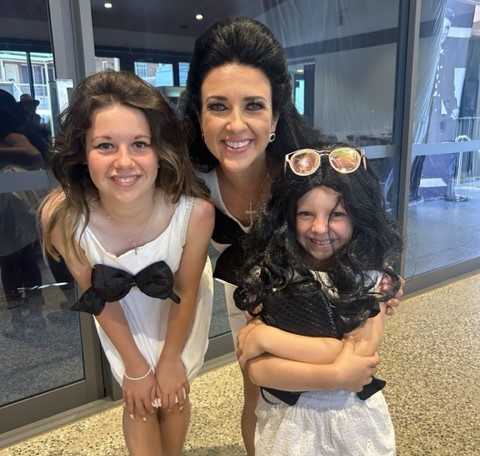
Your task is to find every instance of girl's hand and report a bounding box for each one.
[333,337,379,392]
[122,366,156,422]
[154,358,190,411]
[236,318,269,368]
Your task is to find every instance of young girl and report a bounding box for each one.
[40,70,214,456]
[234,146,403,455]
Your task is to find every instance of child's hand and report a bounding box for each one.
[154,358,190,412]
[236,318,268,369]
[333,337,379,392]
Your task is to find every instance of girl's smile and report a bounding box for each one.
[296,186,353,269]
[85,104,158,206]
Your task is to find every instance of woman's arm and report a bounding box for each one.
[154,198,214,410]
[0,132,44,167]
[381,271,404,315]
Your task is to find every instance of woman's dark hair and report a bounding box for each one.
[181,16,322,171]
[235,148,403,330]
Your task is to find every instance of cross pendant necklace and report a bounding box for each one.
[244,171,270,226]
[246,202,257,226]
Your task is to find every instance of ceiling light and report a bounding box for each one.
[195,13,204,20]
[104,2,113,8]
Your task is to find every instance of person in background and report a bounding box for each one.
[40,70,214,455]
[0,89,48,167]
[234,145,403,455]
[18,93,42,127]
[410,8,467,203]
[0,89,46,308]
[18,93,52,146]
[181,16,404,455]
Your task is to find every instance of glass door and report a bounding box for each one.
[0,0,104,436]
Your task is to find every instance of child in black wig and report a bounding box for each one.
[234,145,403,455]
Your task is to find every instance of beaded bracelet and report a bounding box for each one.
[124,366,153,381]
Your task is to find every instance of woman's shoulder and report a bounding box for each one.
[199,168,217,189]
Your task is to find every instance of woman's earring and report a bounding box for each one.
[269,132,276,143]
[201,132,205,141]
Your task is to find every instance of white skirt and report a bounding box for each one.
[255,389,396,456]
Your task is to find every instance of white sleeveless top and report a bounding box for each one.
[78,195,213,384]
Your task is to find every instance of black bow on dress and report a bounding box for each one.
[71,261,181,316]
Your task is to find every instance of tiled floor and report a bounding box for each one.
[2,272,480,455]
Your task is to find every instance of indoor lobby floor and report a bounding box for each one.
[2,271,479,455]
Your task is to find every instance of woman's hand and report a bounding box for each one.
[381,272,405,316]
[154,358,190,412]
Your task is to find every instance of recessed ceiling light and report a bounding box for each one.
[195,13,204,20]
[104,2,113,8]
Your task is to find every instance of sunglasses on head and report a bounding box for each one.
[284,147,367,176]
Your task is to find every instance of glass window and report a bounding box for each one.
[179,62,190,86]
[95,57,120,72]
[407,0,480,277]
[266,1,400,220]
[0,1,86,430]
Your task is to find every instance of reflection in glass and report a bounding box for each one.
[0,190,82,406]
[135,61,173,87]
[407,0,480,277]
[0,0,85,415]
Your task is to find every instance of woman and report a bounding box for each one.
[181,17,403,455]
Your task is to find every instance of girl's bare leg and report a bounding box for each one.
[123,398,191,456]
[159,397,191,456]
[241,368,260,456]
[123,407,162,456]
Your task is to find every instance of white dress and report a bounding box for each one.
[78,195,213,385]
[255,389,396,455]
[255,271,396,455]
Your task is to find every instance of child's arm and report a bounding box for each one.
[43,205,155,422]
[154,198,214,411]
[237,318,344,368]
[246,337,378,392]
[237,305,386,392]
[237,270,397,367]
[346,302,387,356]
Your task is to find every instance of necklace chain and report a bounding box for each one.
[244,171,270,225]
[104,198,156,255]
